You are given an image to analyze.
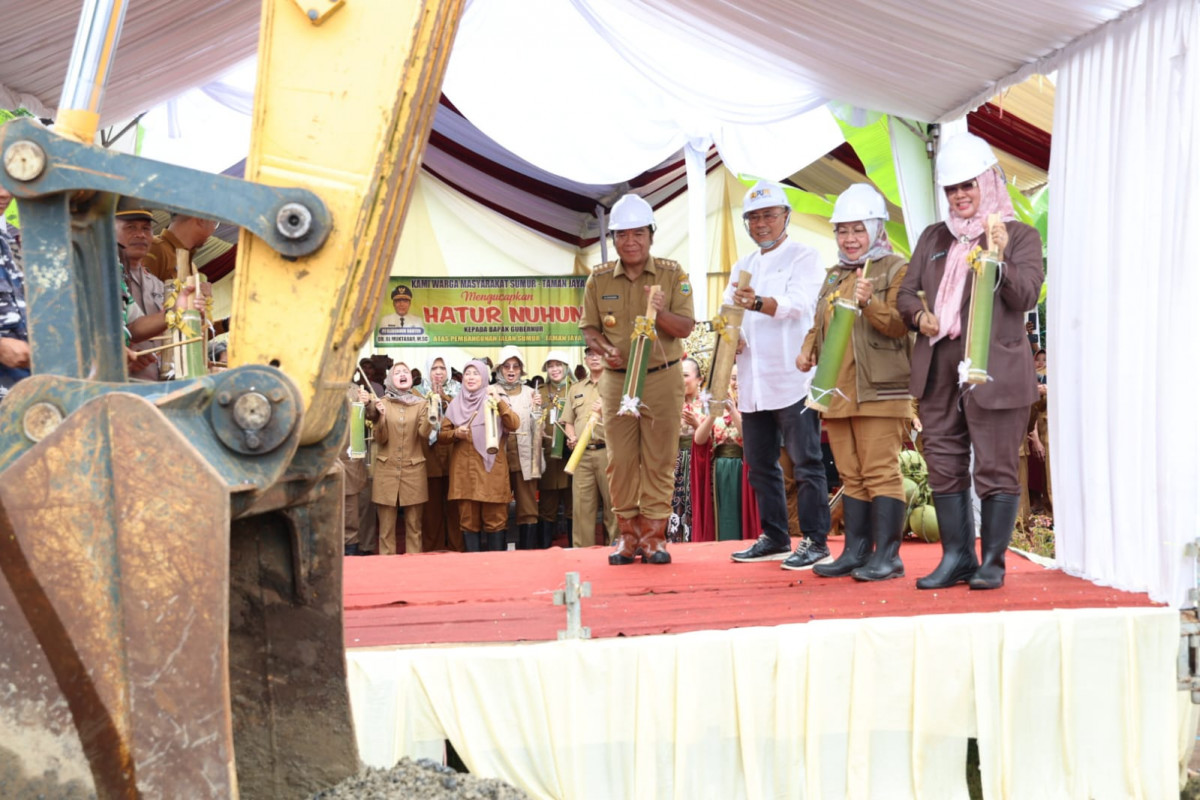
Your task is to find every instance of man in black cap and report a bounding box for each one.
[379,284,424,334]
[115,198,168,380]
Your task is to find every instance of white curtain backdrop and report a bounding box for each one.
[1049,0,1200,606]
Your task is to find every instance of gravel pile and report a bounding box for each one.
[312,757,530,800]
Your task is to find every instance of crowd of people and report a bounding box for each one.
[0,128,1051,591]
[340,133,1050,594]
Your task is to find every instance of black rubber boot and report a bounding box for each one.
[463,532,481,553]
[563,519,573,548]
[851,496,906,582]
[516,523,532,550]
[969,494,1019,590]
[916,491,979,590]
[540,520,554,549]
[486,531,507,552]
[813,496,872,577]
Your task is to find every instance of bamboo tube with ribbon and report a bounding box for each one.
[807,259,872,412]
[484,395,501,454]
[563,410,600,476]
[168,248,207,379]
[617,286,662,417]
[350,366,378,460]
[547,388,567,459]
[705,270,752,407]
[961,213,1002,386]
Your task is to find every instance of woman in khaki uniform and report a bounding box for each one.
[495,345,544,548]
[537,350,573,548]
[797,184,912,582]
[442,360,521,552]
[419,353,461,551]
[367,361,433,555]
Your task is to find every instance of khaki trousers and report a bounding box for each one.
[824,416,906,501]
[509,471,539,524]
[376,503,424,555]
[458,500,509,534]
[571,446,617,547]
[599,364,684,520]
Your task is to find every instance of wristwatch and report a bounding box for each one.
[752,296,764,312]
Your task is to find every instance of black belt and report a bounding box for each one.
[606,358,681,375]
[586,442,606,450]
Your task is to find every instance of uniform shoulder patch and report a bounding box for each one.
[592,261,616,275]
[655,258,681,271]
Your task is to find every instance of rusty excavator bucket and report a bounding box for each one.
[0,380,358,799]
[0,0,462,793]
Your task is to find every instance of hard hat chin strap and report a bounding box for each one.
[743,210,790,251]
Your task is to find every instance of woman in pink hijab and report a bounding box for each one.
[440,360,520,552]
[898,133,1044,591]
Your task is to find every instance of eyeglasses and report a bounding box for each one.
[943,179,978,195]
[744,210,785,224]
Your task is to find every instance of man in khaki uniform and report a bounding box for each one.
[580,193,695,565]
[141,213,218,283]
[562,346,617,547]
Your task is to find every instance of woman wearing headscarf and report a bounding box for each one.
[367,360,432,555]
[796,183,912,582]
[667,357,703,543]
[536,350,574,548]
[898,133,1044,590]
[419,352,461,551]
[441,359,521,552]
[494,345,544,549]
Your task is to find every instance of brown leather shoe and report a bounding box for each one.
[639,516,671,565]
[608,516,639,565]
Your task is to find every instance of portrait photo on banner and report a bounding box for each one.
[374,276,587,348]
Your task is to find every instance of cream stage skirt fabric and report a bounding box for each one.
[348,606,1185,799]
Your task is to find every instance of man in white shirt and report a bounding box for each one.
[727,181,831,570]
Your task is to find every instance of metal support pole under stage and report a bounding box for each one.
[554,571,592,640]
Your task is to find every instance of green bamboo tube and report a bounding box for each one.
[618,336,650,415]
[618,286,661,416]
[550,401,566,459]
[806,297,858,412]
[964,252,999,385]
[179,309,207,378]
[349,402,367,459]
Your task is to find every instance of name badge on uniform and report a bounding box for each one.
[601,294,620,300]
[931,250,947,261]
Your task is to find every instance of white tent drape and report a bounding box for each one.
[441,0,844,185]
[1049,0,1200,606]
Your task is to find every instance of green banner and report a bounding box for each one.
[374,276,586,347]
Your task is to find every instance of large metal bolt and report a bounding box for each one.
[22,402,63,442]
[216,391,232,406]
[233,391,272,431]
[276,202,313,240]
[243,430,263,451]
[4,140,46,182]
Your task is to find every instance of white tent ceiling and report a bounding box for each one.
[3,0,1137,157]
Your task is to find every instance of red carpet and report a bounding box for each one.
[343,539,1161,649]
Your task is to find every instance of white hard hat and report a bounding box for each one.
[830,183,887,224]
[609,194,655,231]
[497,345,524,371]
[936,132,998,186]
[743,181,791,215]
[542,349,571,373]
